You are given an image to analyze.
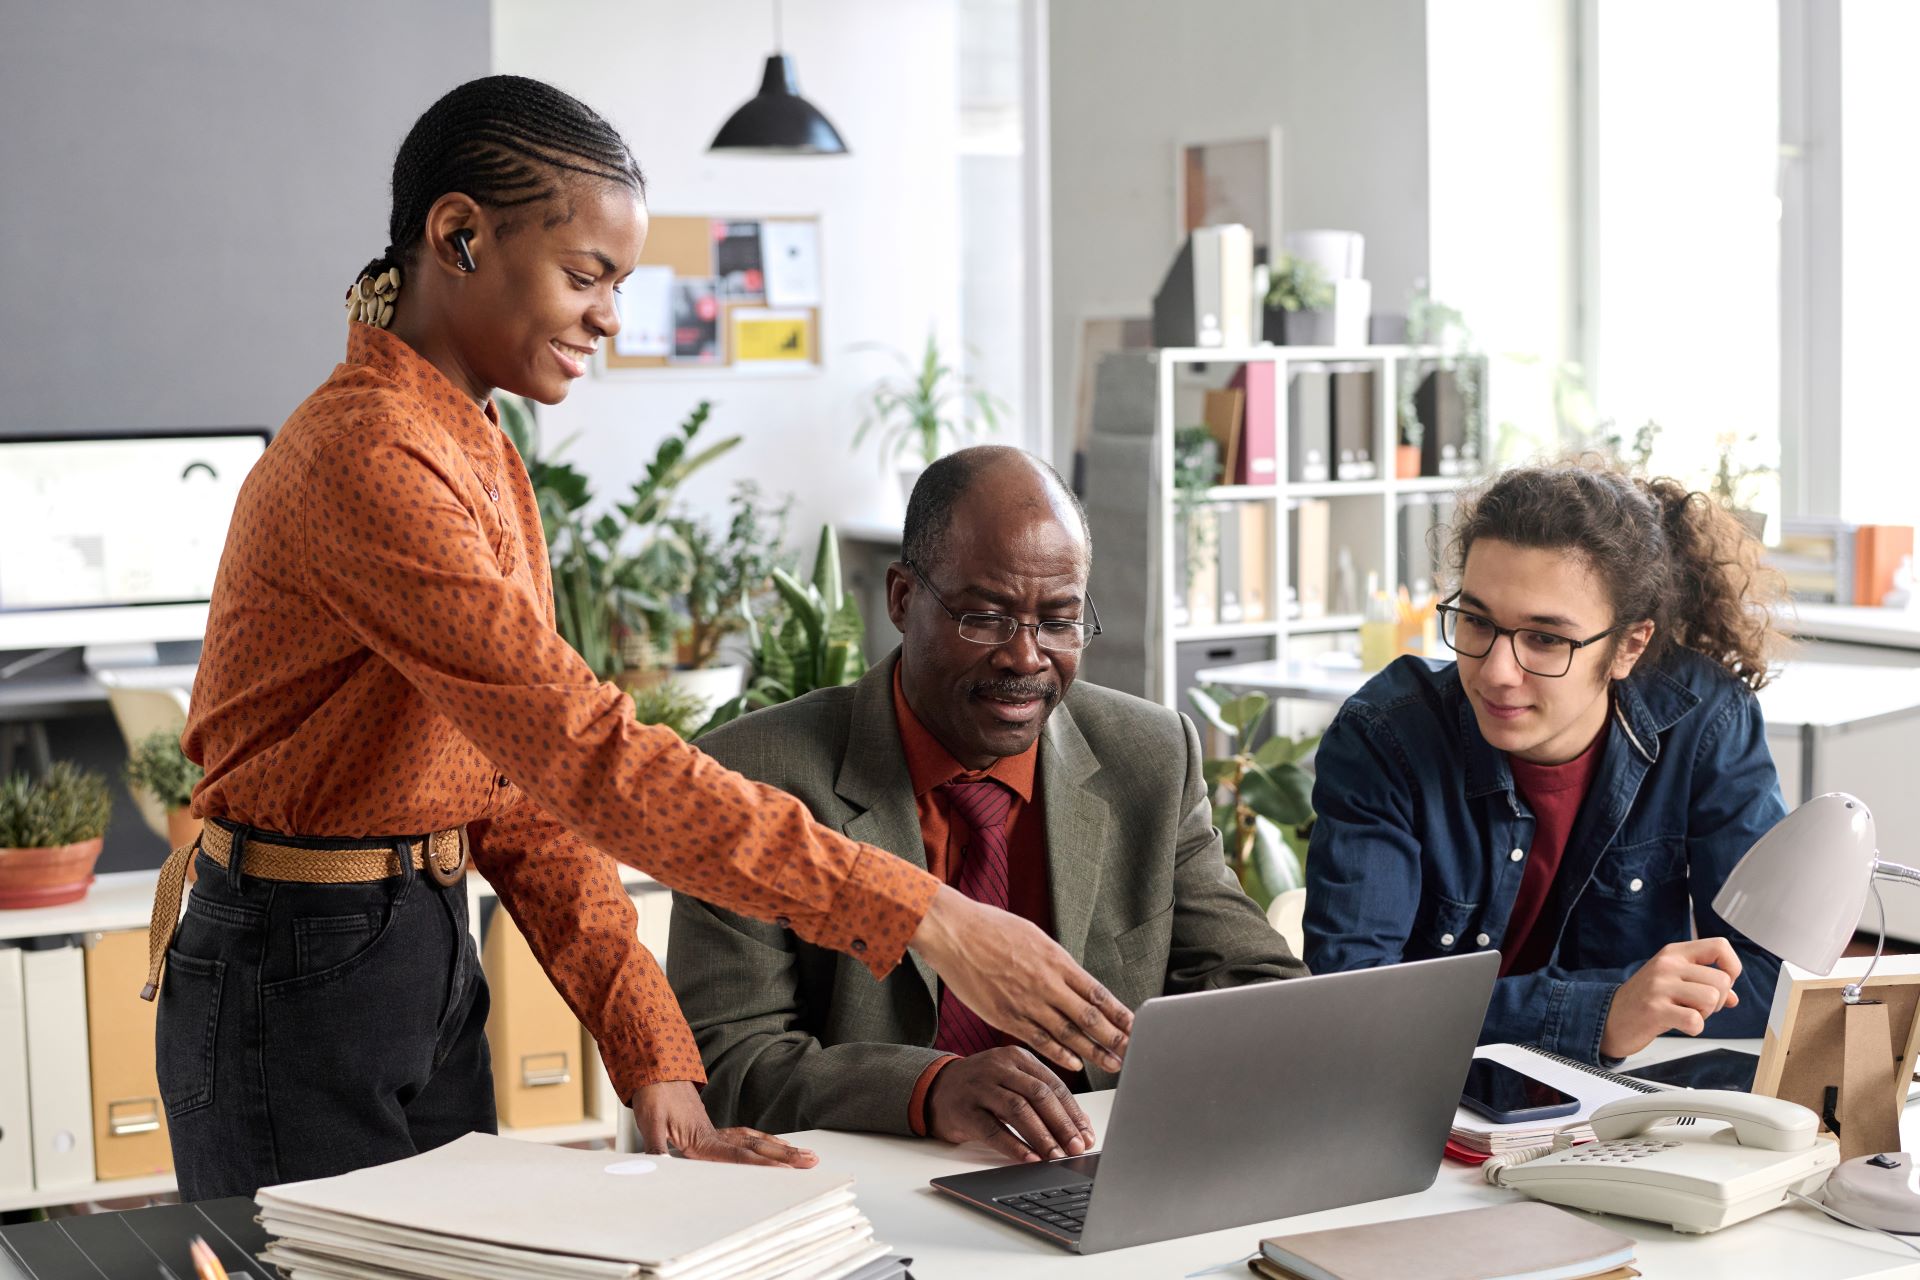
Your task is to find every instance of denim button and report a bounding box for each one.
[1475,933,1491,947]
[1629,878,1644,892]
[1440,933,1456,947]
[1509,848,1525,862]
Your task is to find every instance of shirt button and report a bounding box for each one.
[775,915,791,929]
[496,774,510,788]
[1629,878,1644,893]
[1476,933,1491,947]
[1440,933,1456,947]
[851,938,868,954]
[1509,848,1525,862]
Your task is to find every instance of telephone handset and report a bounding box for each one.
[1486,1089,1839,1234]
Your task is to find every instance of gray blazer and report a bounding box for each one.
[667,651,1305,1135]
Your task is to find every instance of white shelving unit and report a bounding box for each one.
[1081,344,1486,710]
[0,864,667,1212]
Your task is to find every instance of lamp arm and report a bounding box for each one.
[1873,858,1920,889]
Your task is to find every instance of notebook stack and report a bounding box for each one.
[1448,1044,1663,1159]
[254,1133,903,1280]
[1250,1202,1638,1280]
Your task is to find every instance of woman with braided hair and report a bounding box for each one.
[152,74,1131,1199]
[1303,457,1791,1067]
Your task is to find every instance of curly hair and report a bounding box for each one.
[1440,457,1788,690]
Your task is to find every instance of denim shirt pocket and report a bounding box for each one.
[1576,835,1690,964]
[1413,892,1479,956]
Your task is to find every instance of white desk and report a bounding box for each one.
[788,1039,1920,1278]
[1790,603,1920,653]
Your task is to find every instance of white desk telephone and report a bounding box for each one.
[1485,1089,1840,1233]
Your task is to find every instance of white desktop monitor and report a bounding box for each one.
[0,429,270,651]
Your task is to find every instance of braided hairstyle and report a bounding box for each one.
[349,75,646,315]
[1441,457,1789,691]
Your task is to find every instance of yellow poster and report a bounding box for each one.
[731,308,814,366]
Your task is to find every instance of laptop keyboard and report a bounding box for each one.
[994,1182,1094,1236]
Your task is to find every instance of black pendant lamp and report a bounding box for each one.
[709,0,848,156]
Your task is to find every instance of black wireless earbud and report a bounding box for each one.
[451,229,477,273]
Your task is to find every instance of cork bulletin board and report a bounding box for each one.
[599,214,822,375]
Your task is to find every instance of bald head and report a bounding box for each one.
[901,445,1090,575]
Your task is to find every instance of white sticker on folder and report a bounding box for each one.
[604,1157,659,1176]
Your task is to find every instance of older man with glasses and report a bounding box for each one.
[668,446,1303,1165]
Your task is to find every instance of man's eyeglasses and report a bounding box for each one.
[905,560,1101,653]
[1434,598,1625,679]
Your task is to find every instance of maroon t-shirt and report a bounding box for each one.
[1501,729,1606,976]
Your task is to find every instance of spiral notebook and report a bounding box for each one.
[1448,1045,1665,1156]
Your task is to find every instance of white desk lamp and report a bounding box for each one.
[1713,792,1920,1232]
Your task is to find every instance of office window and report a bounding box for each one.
[1587,1,1780,525]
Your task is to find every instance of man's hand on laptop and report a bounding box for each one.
[910,886,1132,1074]
[632,1080,818,1168]
[926,1047,1095,1164]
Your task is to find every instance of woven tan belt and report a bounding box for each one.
[139,821,468,1001]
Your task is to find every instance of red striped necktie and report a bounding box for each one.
[932,777,1016,1057]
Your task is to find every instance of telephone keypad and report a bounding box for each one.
[1566,1139,1683,1164]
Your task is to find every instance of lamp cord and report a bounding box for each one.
[1787,1190,1920,1256]
[1845,879,1890,1004]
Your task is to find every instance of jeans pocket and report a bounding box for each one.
[156,950,225,1118]
[293,910,384,978]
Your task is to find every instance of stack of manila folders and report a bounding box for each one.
[253,1132,904,1280]
[1449,1043,1672,1160]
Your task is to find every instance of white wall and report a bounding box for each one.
[1425,0,1578,463]
[493,0,962,545]
[1046,0,1431,460]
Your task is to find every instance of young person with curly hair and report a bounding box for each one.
[1304,458,1790,1064]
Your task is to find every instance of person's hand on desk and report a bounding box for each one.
[1600,936,1742,1060]
[909,885,1132,1075]
[632,1080,817,1168]
[925,1047,1095,1164]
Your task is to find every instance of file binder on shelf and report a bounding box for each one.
[22,937,96,1191]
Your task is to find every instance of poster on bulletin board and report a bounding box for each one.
[604,214,821,374]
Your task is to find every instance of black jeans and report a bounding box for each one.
[155,829,494,1201]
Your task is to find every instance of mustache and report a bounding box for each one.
[970,677,1060,702]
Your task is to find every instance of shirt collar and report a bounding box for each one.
[891,664,1037,802]
[344,323,502,459]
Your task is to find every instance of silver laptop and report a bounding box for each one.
[930,951,1500,1254]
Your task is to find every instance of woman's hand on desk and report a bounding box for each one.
[632,1080,818,1168]
[1600,936,1742,1060]
[909,886,1132,1075]
[926,1046,1095,1164]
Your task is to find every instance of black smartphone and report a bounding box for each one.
[1459,1058,1582,1124]
[1624,1048,1758,1092]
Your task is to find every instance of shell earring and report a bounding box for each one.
[346,267,401,329]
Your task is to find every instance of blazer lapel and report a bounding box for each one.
[835,652,939,998]
[1042,699,1111,965]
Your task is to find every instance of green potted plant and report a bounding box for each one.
[1709,431,1774,539]
[0,763,113,908]
[854,335,1006,508]
[1187,686,1317,912]
[1399,288,1485,478]
[124,729,204,852]
[696,525,867,737]
[1263,254,1336,346]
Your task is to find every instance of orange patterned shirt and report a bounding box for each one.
[183,323,940,1098]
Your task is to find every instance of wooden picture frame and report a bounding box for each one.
[1753,955,1920,1160]
[1173,128,1284,265]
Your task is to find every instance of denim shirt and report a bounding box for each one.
[1303,649,1786,1063]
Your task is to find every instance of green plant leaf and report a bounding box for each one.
[1201,758,1239,790]
[1187,686,1236,738]
[811,525,844,616]
[1250,815,1302,903]
[1219,693,1270,738]
[1253,732,1322,770]
[1240,762,1314,828]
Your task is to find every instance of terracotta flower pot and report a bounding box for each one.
[1396,444,1422,479]
[166,807,203,852]
[0,836,106,909]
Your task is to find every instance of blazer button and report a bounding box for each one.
[775,915,791,929]
[1475,933,1491,947]
[1509,848,1525,862]
[1628,878,1644,893]
[851,938,868,954]
[1440,933,1456,947]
